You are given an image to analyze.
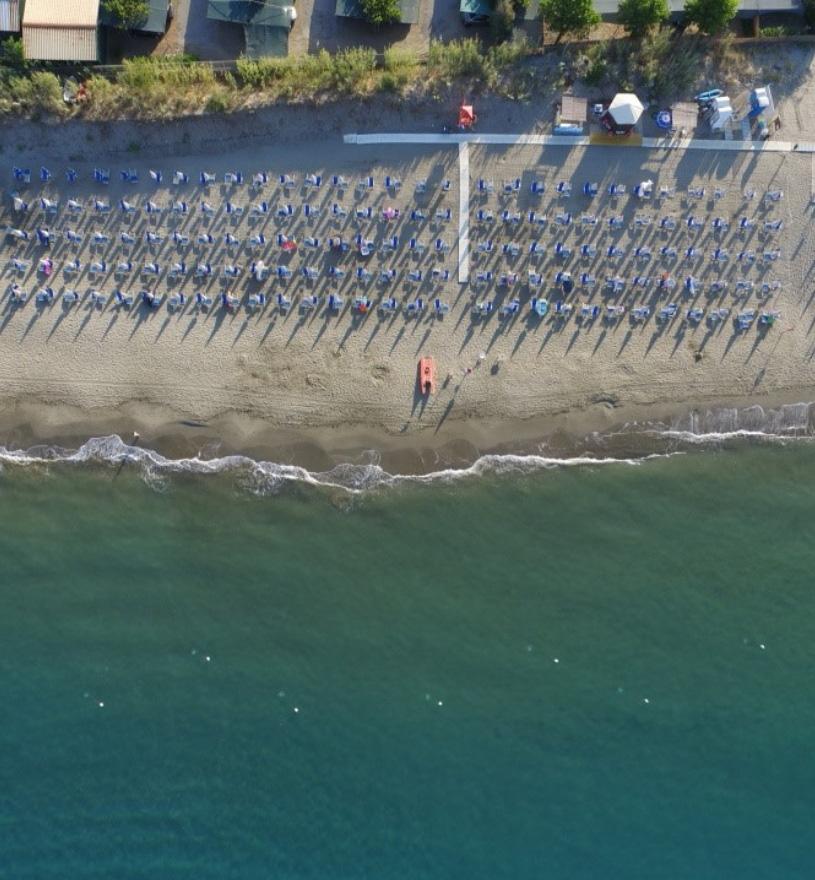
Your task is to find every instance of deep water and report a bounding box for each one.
[1,444,814,879]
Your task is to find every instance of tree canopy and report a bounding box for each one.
[103,0,150,29]
[540,0,601,43]
[683,0,738,34]
[360,0,402,25]
[618,0,670,37]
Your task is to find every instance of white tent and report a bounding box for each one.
[608,93,645,127]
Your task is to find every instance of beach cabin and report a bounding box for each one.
[22,0,102,62]
[207,0,295,58]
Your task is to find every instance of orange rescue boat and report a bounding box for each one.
[418,357,436,396]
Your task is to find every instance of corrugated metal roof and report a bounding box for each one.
[23,25,99,61]
[23,0,100,27]
[0,0,21,31]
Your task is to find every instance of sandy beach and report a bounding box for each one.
[2,127,815,469]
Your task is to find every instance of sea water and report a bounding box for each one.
[1,442,815,879]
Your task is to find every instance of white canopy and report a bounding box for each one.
[608,93,645,127]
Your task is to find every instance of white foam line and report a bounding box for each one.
[345,132,815,154]
[458,141,469,284]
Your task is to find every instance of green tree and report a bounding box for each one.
[360,0,401,25]
[683,0,738,34]
[540,0,600,44]
[618,0,669,37]
[1,36,26,68]
[491,0,515,42]
[103,0,149,29]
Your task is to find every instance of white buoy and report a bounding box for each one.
[98,701,105,708]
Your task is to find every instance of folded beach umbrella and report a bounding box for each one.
[607,93,645,127]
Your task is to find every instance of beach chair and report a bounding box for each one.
[379,297,398,315]
[711,248,729,263]
[476,209,494,223]
[554,242,571,260]
[9,284,27,304]
[432,268,451,283]
[120,199,137,216]
[249,202,270,216]
[413,178,428,196]
[354,206,374,223]
[381,235,399,253]
[528,271,543,288]
[6,228,29,241]
[529,242,545,258]
[328,293,344,311]
[684,247,700,261]
[605,276,625,294]
[252,172,269,188]
[303,205,320,220]
[115,260,133,278]
[608,215,624,229]
[580,304,601,320]
[580,244,596,259]
[93,168,110,185]
[223,233,240,248]
[411,209,427,222]
[531,297,549,317]
[556,181,572,197]
[302,266,319,281]
[530,181,545,195]
[64,229,83,245]
[66,199,83,214]
[332,204,348,220]
[739,217,755,232]
[434,239,449,254]
[199,172,216,186]
[89,260,107,277]
[658,275,676,291]
[435,208,452,224]
[327,266,345,279]
[168,293,187,312]
[10,258,28,275]
[634,214,652,228]
[501,210,521,224]
[141,261,160,278]
[763,219,783,233]
[246,293,267,311]
[380,269,397,284]
[634,246,652,262]
[198,233,215,246]
[356,267,373,282]
[657,304,678,322]
[279,174,297,189]
[223,264,241,279]
[503,178,521,194]
[300,294,319,312]
[582,182,599,197]
[760,280,781,295]
[40,198,58,214]
[277,266,293,280]
[606,304,626,320]
[35,286,54,305]
[277,293,293,312]
[36,228,51,247]
[764,190,783,203]
[528,211,547,227]
[357,237,375,256]
[194,262,212,278]
[633,181,653,199]
[94,199,110,214]
[168,261,187,278]
[686,216,704,230]
[475,271,493,285]
[332,175,349,189]
[708,308,730,325]
[356,176,374,191]
[478,179,494,194]
[12,167,31,184]
[737,309,756,330]
[660,216,677,231]
[712,217,729,231]
[658,186,675,200]
[759,310,781,326]
[200,202,216,217]
[633,275,651,289]
[408,269,423,283]
[39,167,52,183]
[660,246,677,260]
[144,200,161,216]
[64,259,82,275]
[580,273,596,288]
[554,212,572,226]
[500,273,518,287]
[606,245,624,259]
[431,298,450,317]
[384,176,401,191]
[473,301,493,316]
[224,172,243,186]
[500,299,520,317]
[114,290,134,309]
[196,292,214,311]
[686,307,705,323]
[502,243,521,257]
[90,290,107,309]
[250,261,269,281]
[684,275,697,295]
[737,250,756,264]
[221,292,239,312]
[709,280,728,295]
[631,306,651,322]
[173,171,189,185]
[249,233,268,250]
[555,300,573,318]
[302,174,322,190]
[580,214,598,227]
[149,170,162,184]
[145,231,164,246]
[687,186,705,199]
[607,183,626,197]
[11,197,28,213]
[440,179,451,192]
[118,169,138,184]
[734,280,753,296]
[171,201,188,215]
[405,298,425,316]
[353,295,373,313]
[62,289,79,307]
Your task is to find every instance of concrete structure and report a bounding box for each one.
[22,0,101,62]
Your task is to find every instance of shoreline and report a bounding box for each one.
[1,386,813,476]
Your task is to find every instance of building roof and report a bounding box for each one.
[207,0,290,25]
[23,0,100,27]
[22,0,100,61]
[595,0,801,14]
[100,0,170,33]
[0,0,21,32]
[244,23,290,57]
[335,0,420,26]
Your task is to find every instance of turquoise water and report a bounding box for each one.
[1,445,815,878]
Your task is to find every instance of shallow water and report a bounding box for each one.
[1,443,814,878]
